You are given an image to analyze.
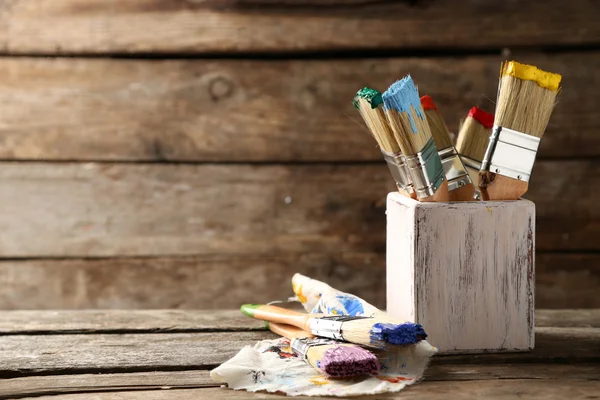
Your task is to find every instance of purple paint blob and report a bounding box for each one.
[318,345,380,378]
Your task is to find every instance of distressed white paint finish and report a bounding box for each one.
[386,192,535,353]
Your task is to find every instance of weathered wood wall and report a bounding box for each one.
[0,0,598,309]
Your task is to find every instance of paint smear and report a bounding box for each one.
[467,107,494,129]
[376,376,414,383]
[327,295,365,316]
[502,61,562,91]
[292,282,308,304]
[420,95,437,111]
[382,75,424,134]
[309,376,330,386]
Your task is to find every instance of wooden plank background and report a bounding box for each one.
[0,0,598,309]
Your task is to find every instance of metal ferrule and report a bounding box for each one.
[291,337,337,360]
[438,146,472,192]
[460,155,483,200]
[381,150,415,194]
[481,126,541,182]
[404,138,445,198]
[308,318,344,341]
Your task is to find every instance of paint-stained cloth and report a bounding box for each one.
[210,274,436,397]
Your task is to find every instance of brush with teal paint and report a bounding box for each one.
[382,76,449,202]
[242,304,426,350]
[267,322,380,378]
[353,87,416,199]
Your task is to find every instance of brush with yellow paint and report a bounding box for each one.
[420,95,474,201]
[242,303,427,349]
[479,61,562,200]
[354,87,416,199]
[456,107,495,200]
[266,322,380,378]
[382,76,448,202]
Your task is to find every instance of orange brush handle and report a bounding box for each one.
[448,182,476,202]
[269,322,314,340]
[241,304,313,331]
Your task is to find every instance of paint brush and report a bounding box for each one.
[456,107,494,200]
[421,95,474,201]
[241,303,426,349]
[479,61,562,200]
[354,87,416,198]
[267,322,380,378]
[382,76,449,202]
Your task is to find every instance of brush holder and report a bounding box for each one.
[386,192,534,354]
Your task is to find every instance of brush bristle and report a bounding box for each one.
[382,76,432,155]
[495,61,562,138]
[340,318,427,349]
[354,89,401,154]
[307,344,380,378]
[421,96,452,150]
[370,322,427,347]
[456,109,493,162]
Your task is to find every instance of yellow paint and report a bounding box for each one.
[486,207,492,213]
[309,376,329,386]
[502,61,561,91]
[292,282,307,304]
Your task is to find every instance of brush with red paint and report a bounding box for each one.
[455,107,495,200]
[421,95,475,201]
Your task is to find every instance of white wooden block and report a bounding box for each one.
[386,192,535,354]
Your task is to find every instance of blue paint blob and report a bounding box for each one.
[335,295,365,316]
[369,322,427,346]
[382,75,424,134]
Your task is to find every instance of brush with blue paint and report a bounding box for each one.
[353,87,416,199]
[382,76,449,202]
[241,304,427,350]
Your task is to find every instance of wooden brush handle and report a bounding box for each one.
[269,322,314,340]
[448,183,476,202]
[396,184,417,199]
[478,172,528,200]
[248,304,312,331]
[420,179,449,202]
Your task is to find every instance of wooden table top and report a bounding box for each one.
[1,309,599,399]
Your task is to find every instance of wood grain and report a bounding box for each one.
[0,253,598,310]
[536,254,600,309]
[0,161,595,259]
[0,53,597,162]
[0,0,597,55]
[0,309,596,334]
[0,331,276,376]
[10,380,600,400]
[0,371,216,398]
[3,364,600,398]
[1,310,598,398]
[0,162,394,257]
[0,310,267,334]
[1,327,598,377]
[536,309,600,328]
[0,253,387,310]
[424,363,600,382]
